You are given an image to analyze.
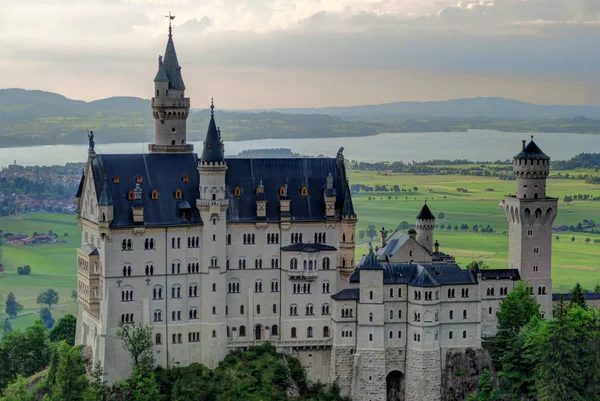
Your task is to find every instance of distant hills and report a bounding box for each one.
[1,88,600,148]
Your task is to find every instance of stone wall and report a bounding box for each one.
[293,349,331,384]
[441,347,495,401]
[405,348,442,401]
[352,349,386,401]
[329,346,355,397]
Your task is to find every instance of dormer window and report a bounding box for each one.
[136,175,143,183]
[112,176,120,183]
[279,186,286,197]
[128,190,135,201]
[175,189,182,199]
[234,186,241,197]
[182,174,189,182]
[301,186,308,196]
[151,190,159,200]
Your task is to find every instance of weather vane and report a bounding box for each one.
[166,11,175,36]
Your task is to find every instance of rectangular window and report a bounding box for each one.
[212,306,216,315]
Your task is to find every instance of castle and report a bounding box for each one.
[75,23,558,401]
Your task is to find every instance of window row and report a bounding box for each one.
[290,257,331,270]
[121,289,134,302]
[290,233,303,244]
[389,288,403,298]
[188,237,200,248]
[487,287,509,296]
[171,237,182,249]
[144,238,155,250]
[266,233,280,244]
[389,310,402,320]
[120,314,134,323]
[447,310,469,320]
[341,308,353,318]
[292,283,311,294]
[243,233,256,245]
[314,233,327,243]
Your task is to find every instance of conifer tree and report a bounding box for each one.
[569,282,587,309]
[51,342,89,401]
[5,292,23,319]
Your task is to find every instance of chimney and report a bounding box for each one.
[434,240,439,253]
[380,227,388,247]
[522,140,526,151]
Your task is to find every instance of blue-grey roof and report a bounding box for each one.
[350,263,476,286]
[332,288,360,301]
[341,181,355,217]
[89,153,202,227]
[479,269,521,280]
[225,157,349,222]
[83,153,352,227]
[281,243,337,252]
[98,176,113,206]
[416,203,435,220]
[360,247,384,270]
[552,292,600,301]
[80,244,99,256]
[75,173,85,198]
[376,232,411,258]
[200,113,224,163]
[162,34,185,90]
[154,56,169,82]
[514,139,550,161]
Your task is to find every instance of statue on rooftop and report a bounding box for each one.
[88,130,95,152]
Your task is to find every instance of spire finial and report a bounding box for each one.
[166,11,175,37]
[531,135,534,141]
[210,98,215,117]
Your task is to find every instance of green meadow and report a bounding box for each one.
[1,169,600,330]
[0,213,80,331]
[348,169,600,293]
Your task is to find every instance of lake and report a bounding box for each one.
[0,130,598,167]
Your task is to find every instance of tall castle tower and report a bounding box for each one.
[503,138,557,317]
[196,101,228,367]
[415,203,435,251]
[149,16,193,154]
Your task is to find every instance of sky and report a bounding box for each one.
[0,0,599,108]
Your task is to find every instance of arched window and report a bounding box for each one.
[272,325,279,336]
[175,189,182,199]
[369,333,373,342]
[155,333,162,345]
[151,189,159,200]
[463,330,467,339]
[234,186,241,197]
[254,280,263,293]
[307,327,313,338]
[369,290,373,300]
[290,304,298,316]
[463,310,467,319]
[290,258,298,270]
[306,304,314,315]
[322,303,330,315]
[369,312,373,322]
[301,186,308,196]
[256,305,261,315]
[449,331,453,339]
[128,190,135,201]
[449,310,454,320]
[239,326,246,336]
[322,281,330,293]
[323,326,330,337]
[323,257,330,270]
[291,327,297,338]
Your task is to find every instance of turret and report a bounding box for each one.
[415,203,435,251]
[513,137,550,199]
[149,20,192,154]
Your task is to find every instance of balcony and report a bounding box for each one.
[287,270,319,281]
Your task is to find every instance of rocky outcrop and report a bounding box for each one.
[441,348,496,401]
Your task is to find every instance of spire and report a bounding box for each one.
[514,137,550,161]
[154,55,169,82]
[416,203,435,220]
[162,13,185,90]
[201,99,225,163]
[98,175,113,206]
[361,242,383,270]
[341,179,356,218]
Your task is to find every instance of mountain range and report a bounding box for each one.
[1,88,600,148]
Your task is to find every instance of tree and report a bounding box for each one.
[50,314,77,346]
[438,212,445,220]
[37,289,60,309]
[23,265,30,275]
[118,368,162,401]
[533,300,582,401]
[3,318,12,334]
[440,223,445,229]
[116,322,155,373]
[594,284,600,294]
[21,319,50,377]
[84,362,108,401]
[71,290,78,302]
[0,375,35,401]
[467,368,496,401]
[586,237,591,244]
[497,283,540,344]
[413,186,418,192]
[569,282,587,310]
[40,308,55,329]
[51,342,89,401]
[466,260,490,270]
[398,221,410,230]
[571,236,576,242]
[5,292,23,318]
[365,225,377,240]
[556,236,560,241]
[454,225,459,231]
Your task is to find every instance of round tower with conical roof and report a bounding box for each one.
[503,137,557,318]
[149,19,193,153]
[415,203,435,252]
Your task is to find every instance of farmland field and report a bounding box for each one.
[1,168,600,330]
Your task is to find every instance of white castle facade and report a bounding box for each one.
[75,25,557,401]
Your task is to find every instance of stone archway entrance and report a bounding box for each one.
[386,371,405,401]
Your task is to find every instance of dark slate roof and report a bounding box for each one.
[360,247,384,270]
[225,157,348,222]
[154,56,169,82]
[98,176,113,206]
[332,288,360,301]
[552,292,600,301]
[89,153,201,227]
[75,173,85,198]
[80,244,99,256]
[281,243,337,252]
[479,269,521,280]
[514,139,550,161]
[416,203,435,220]
[342,181,355,217]
[162,33,185,90]
[201,112,224,163]
[351,263,476,286]
[409,265,440,287]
